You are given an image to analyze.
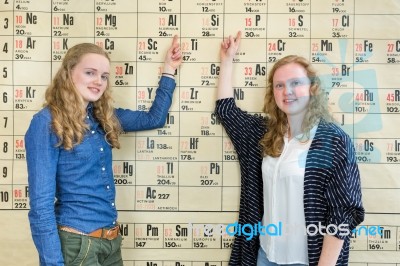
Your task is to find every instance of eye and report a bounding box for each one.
[85,71,95,76]
[101,75,109,81]
[274,83,284,90]
[291,79,302,87]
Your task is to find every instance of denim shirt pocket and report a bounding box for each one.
[59,134,95,162]
[73,136,96,160]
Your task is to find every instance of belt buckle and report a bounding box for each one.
[103,225,118,240]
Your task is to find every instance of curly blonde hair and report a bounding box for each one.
[260,55,335,157]
[45,43,122,150]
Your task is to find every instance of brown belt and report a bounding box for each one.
[58,225,120,240]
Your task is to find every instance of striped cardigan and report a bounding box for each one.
[215,98,364,266]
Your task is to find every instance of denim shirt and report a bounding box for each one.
[25,76,176,266]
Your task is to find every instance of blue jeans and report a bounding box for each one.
[257,247,307,266]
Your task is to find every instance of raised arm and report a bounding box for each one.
[217,31,241,99]
[117,35,182,131]
[162,34,182,78]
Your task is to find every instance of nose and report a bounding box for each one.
[283,83,294,95]
[94,75,103,85]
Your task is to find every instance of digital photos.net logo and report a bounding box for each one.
[224,222,383,240]
[189,222,383,241]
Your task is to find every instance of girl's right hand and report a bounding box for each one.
[220,31,241,63]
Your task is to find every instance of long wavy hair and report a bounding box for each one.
[45,43,122,150]
[260,55,335,157]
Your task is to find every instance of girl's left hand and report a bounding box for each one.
[163,35,182,74]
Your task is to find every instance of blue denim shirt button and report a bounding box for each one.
[106,185,110,189]
[100,147,104,151]
[91,130,95,134]
[102,167,105,171]
[111,202,115,206]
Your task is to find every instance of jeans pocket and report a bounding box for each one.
[59,231,92,266]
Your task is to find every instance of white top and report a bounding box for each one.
[260,125,317,264]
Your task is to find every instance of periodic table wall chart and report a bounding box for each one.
[1,0,400,265]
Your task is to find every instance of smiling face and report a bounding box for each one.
[272,62,311,121]
[71,53,110,107]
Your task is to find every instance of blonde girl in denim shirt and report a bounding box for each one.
[25,36,182,266]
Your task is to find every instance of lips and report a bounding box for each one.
[284,99,297,103]
[89,87,100,93]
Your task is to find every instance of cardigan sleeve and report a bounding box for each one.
[325,131,365,240]
[214,97,266,157]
